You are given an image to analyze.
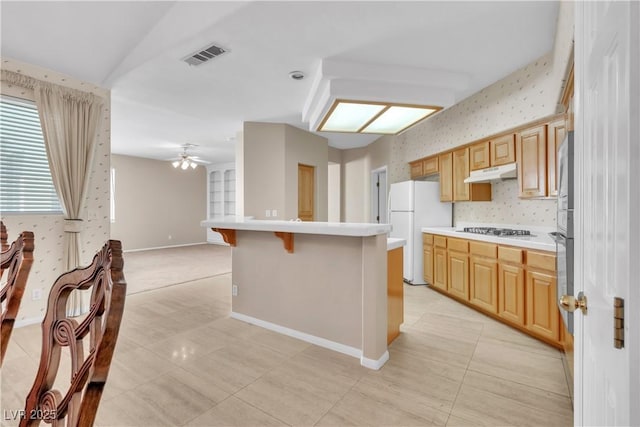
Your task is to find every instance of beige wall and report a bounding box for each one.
[327,163,341,222]
[110,154,206,251]
[1,57,110,323]
[231,231,387,362]
[284,125,328,221]
[243,122,328,221]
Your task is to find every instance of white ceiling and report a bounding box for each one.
[1,1,559,165]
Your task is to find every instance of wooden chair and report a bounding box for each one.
[21,240,127,427]
[1,220,9,252]
[0,229,35,365]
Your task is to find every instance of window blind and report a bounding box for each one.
[0,96,62,213]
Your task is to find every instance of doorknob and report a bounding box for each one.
[559,291,588,314]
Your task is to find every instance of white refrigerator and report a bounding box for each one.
[389,181,452,285]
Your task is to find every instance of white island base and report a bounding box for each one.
[201,218,391,369]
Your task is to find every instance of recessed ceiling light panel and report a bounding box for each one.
[317,100,441,135]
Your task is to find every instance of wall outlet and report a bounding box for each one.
[265,210,271,217]
[232,284,238,296]
[272,210,277,217]
[32,288,42,301]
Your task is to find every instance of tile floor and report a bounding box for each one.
[1,274,573,426]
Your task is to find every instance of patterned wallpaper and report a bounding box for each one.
[387,50,568,228]
[1,57,111,323]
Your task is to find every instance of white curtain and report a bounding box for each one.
[34,82,103,316]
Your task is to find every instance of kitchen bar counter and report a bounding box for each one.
[201,218,390,370]
[422,225,556,252]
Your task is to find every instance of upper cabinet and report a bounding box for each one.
[516,125,547,198]
[547,119,566,197]
[470,141,491,171]
[408,113,565,200]
[490,134,516,166]
[439,152,453,202]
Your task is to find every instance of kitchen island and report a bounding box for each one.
[201,218,393,369]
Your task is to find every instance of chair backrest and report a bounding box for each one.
[0,230,35,365]
[1,221,9,252]
[22,240,126,427]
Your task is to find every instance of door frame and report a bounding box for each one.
[371,166,388,224]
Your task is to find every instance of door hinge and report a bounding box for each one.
[614,297,624,349]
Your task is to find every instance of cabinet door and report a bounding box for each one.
[490,134,516,166]
[526,269,560,341]
[422,156,439,175]
[470,256,498,313]
[453,147,470,201]
[470,142,490,171]
[423,245,434,285]
[498,263,525,326]
[448,250,469,300]
[433,247,448,291]
[547,119,566,197]
[516,125,547,198]
[439,152,453,202]
[410,160,423,179]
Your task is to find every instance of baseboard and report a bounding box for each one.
[123,242,209,253]
[230,311,365,361]
[361,351,389,370]
[15,315,43,328]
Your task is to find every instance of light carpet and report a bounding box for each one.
[122,244,231,294]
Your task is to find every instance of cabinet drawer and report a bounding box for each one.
[434,235,447,248]
[498,246,523,264]
[527,251,556,271]
[470,241,497,258]
[423,233,433,245]
[448,237,468,253]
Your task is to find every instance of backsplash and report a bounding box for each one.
[453,180,556,227]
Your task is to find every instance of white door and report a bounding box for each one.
[574,2,639,425]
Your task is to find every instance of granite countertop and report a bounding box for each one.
[201,217,391,237]
[421,223,556,252]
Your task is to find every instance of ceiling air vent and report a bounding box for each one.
[183,43,227,66]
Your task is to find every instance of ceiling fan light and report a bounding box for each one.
[172,160,180,168]
[190,162,198,169]
[181,161,189,170]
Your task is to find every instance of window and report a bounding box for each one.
[0,96,62,213]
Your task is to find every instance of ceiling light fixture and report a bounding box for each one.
[317,100,442,135]
[171,144,201,170]
[289,70,305,80]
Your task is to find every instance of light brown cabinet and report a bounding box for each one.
[387,247,404,344]
[439,152,453,202]
[469,241,498,314]
[433,236,448,292]
[453,148,471,200]
[422,156,439,175]
[470,141,491,171]
[497,246,525,326]
[490,133,516,166]
[409,160,423,179]
[547,119,566,197]
[447,238,469,300]
[422,233,561,348]
[516,125,547,198]
[423,234,434,285]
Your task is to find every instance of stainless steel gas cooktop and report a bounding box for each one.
[460,227,532,237]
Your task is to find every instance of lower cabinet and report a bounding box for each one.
[423,232,561,348]
[498,262,526,326]
[470,256,498,314]
[526,269,559,341]
[448,251,469,300]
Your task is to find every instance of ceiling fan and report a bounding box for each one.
[169,144,209,170]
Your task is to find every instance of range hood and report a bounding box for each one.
[463,163,517,184]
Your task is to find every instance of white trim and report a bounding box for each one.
[360,351,389,370]
[123,242,208,253]
[15,315,43,328]
[230,311,364,360]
